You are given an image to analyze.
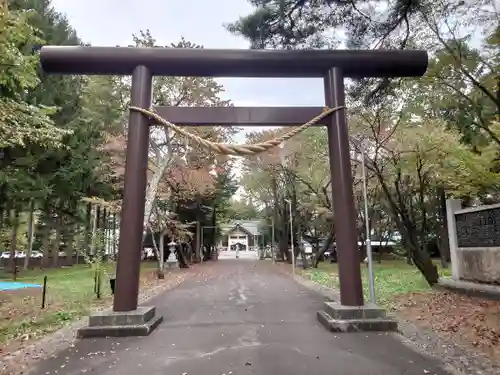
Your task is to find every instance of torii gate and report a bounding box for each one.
[40,46,427,337]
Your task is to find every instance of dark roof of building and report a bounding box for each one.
[220,220,261,236]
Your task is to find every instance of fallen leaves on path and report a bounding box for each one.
[393,291,500,362]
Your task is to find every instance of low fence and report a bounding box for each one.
[446,199,500,284]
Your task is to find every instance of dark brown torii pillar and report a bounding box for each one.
[40,46,427,312]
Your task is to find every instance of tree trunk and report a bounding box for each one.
[83,202,92,254]
[9,208,20,279]
[279,199,290,262]
[147,225,161,269]
[66,223,75,265]
[406,246,413,265]
[74,223,82,264]
[437,187,450,268]
[24,200,35,270]
[150,228,161,269]
[403,227,439,285]
[313,231,334,268]
[143,153,172,234]
[112,212,117,259]
[41,211,52,268]
[0,205,5,231]
[159,231,165,271]
[52,217,62,268]
[413,249,439,285]
[314,231,320,258]
[194,202,202,263]
[185,241,192,264]
[298,245,308,269]
[177,243,189,268]
[378,246,384,263]
[101,208,107,258]
[210,206,217,251]
[279,233,289,261]
[270,171,281,259]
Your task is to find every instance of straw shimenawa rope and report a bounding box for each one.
[129,105,344,156]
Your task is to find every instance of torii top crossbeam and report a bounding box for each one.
[40,46,428,78]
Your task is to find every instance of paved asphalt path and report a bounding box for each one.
[33,259,449,375]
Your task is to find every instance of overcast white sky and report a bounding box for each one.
[50,0,326,143]
[50,0,328,199]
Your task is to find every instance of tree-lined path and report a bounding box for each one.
[33,259,446,375]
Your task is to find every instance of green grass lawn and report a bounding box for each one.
[0,262,157,346]
[299,260,451,308]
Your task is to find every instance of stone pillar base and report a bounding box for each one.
[77,306,163,338]
[317,302,398,332]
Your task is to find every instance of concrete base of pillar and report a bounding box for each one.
[77,306,163,338]
[317,302,398,332]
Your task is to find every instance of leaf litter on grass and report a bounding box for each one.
[0,264,206,375]
[393,291,500,362]
[0,264,160,353]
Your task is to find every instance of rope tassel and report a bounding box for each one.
[129,105,344,156]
